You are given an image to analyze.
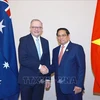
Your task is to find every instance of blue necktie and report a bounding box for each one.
[36,38,41,59]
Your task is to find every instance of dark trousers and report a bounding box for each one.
[56,84,83,100]
[20,83,45,100]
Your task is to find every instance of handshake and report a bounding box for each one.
[39,65,49,75]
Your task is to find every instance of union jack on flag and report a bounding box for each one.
[0,0,19,99]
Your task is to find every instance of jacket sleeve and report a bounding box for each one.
[44,41,51,80]
[48,49,56,74]
[76,45,86,88]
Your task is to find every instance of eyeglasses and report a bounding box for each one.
[57,34,67,38]
[31,26,42,29]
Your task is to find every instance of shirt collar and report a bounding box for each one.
[61,41,70,48]
[31,34,40,41]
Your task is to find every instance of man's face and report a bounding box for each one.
[57,30,70,45]
[30,20,43,37]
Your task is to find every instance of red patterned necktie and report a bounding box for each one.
[58,45,64,65]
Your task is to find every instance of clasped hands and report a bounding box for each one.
[40,65,49,75]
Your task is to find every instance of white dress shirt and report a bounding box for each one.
[31,34,43,56]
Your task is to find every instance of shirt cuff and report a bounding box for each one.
[38,64,42,69]
[45,80,51,81]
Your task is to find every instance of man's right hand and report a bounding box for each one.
[40,65,49,75]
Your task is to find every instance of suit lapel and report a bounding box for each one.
[56,46,60,66]
[40,37,44,58]
[60,42,72,65]
[28,34,39,60]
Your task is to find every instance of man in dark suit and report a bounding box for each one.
[18,19,51,100]
[42,28,86,100]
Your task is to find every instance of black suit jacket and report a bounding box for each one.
[50,42,86,94]
[18,34,50,85]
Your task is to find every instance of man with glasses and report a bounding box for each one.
[18,19,51,100]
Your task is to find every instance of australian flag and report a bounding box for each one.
[0,0,19,100]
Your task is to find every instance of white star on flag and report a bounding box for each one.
[3,62,10,69]
[0,20,6,33]
[0,80,2,84]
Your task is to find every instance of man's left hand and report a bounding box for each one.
[73,86,82,94]
[45,81,51,90]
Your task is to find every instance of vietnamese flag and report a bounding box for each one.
[91,0,100,94]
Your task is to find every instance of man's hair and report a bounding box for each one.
[56,28,70,36]
[30,19,43,25]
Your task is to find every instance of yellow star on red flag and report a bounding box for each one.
[92,38,100,46]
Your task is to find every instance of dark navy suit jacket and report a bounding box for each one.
[50,41,86,94]
[18,34,50,85]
